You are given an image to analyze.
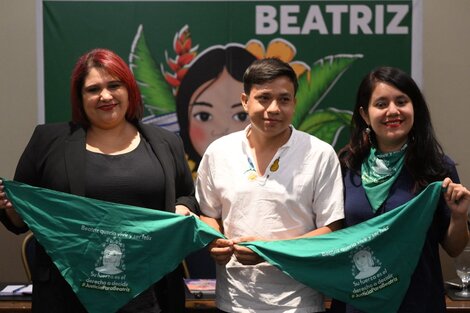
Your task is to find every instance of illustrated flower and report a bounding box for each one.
[163,25,199,94]
[245,38,310,79]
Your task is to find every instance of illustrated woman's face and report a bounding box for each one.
[103,245,122,267]
[354,251,373,271]
[188,68,249,156]
[360,82,414,153]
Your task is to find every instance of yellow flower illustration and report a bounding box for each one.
[246,38,310,79]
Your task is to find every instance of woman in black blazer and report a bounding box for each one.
[0,48,199,313]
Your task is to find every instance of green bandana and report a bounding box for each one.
[2,179,222,313]
[361,145,407,212]
[243,181,443,313]
[3,178,443,313]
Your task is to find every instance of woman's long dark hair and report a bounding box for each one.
[338,66,451,190]
[176,45,256,166]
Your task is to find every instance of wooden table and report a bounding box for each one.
[186,298,217,312]
[2,296,470,312]
[0,300,31,313]
[0,299,219,312]
[447,297,470,313]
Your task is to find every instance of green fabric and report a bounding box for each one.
[2,179,223,313]
[242,181,443,313]
[361,145,407,211]
[3,179,443,313]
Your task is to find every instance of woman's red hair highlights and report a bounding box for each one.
[70,48,143,127]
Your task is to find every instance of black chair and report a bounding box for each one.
[21,232,36,282]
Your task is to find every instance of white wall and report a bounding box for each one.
[423,0,470,280]
[0,0,469,282]
[0,0,38,282]
[423,1,470,186]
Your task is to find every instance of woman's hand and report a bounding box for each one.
[175,205,196,216]
[0,179,14,210]
[0,179,26,228]
[442,178,470,217]
[441,177,470,257]
[233,236,266,265]
[207,238,234,265]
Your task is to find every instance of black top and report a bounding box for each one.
[0,121,197,313]
[85,137,166,312]
[86,138,166,210]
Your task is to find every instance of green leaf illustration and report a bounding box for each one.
[129,25,175,115]
[298,108,352,146]
[293,54,362,127]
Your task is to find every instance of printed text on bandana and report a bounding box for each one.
[80,225,154,293]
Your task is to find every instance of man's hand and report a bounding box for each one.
[233,236,265,265]
[208,238,234,265]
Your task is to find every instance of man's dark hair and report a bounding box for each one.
[243,58,298,95]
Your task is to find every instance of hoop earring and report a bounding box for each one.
[364,126,373,146]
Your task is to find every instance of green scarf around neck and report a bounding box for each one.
[361,144,407,212]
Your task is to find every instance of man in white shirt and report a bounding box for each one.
[196,57,344,313]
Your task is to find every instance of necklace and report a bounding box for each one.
[245,155,281,184]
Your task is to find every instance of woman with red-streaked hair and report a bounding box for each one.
[0,48,198,312]
[70,48,143,128]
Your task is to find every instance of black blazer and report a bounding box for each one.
[1,121,199,313]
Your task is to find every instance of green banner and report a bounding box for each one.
[4,179,441,313]
[41,0,419,170]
